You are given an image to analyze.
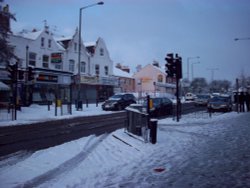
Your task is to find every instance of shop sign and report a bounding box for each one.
[80,76,98,84]
[37,74,58,83]
[51,53,62,63]
[100,77,117,85]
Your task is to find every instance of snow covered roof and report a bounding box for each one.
[113,67,133,78]
[84,41,96,47]
[15,29,43,40]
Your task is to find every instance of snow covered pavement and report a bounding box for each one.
[0,111,250,187]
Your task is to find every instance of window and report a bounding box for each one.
[48,39,52,48]
[42,55,49,68]
[55,64,62,70]
[157,75,163,82]
[81,61,86,73]
[41,37,45,47]
[29,52,36,66]
[95,64,100,75]
[100,48,104,56]
[104,66,108,75]
[69,60,75,72]
[74,42,77,52]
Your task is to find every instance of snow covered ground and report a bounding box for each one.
[0,103,113,126]
[0,108,250,188]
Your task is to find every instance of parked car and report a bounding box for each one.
[185,93,196,101]
[102,93,136,111]
[194,94,211,106]
[143,97,173,118]
[207,95,233,112]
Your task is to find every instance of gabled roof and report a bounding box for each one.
[15,29,43,40]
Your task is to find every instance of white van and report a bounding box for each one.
[185,93,196,101]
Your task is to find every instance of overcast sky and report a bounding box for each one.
[5,0,250,83]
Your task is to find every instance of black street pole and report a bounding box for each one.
[176,78,180,122]
[236,78,239,113]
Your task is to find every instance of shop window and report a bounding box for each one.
[95,64,100,75]
[69,60,75,72]
[42,55,49,68]
[29,52,36,66]
[104,66,108,75]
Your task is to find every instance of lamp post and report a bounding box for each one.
[191,61,200,81]
[187,56,199,81]
[207,68,219,82]
[77,1,104,110]
[234,37,250,41]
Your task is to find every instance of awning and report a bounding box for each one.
[0,81,10,91]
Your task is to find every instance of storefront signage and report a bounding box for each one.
[51,53,62,63]
[37,74,58,83]
[80,76,98,84]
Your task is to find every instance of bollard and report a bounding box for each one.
[86,99,88,108]
[48,100,50,111]
[150,119,158,144]
[77,101,83,111]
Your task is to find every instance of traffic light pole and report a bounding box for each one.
[176,78,181,122]
[165,53,183,122]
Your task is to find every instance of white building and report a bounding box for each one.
[6,23,118,104]
[9,26,72,104]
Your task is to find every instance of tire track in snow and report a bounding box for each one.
[16,134,108,188]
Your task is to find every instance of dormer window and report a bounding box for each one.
[100,48,104,56]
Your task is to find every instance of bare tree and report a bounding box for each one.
[0,3,16,63]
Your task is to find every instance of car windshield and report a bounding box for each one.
[197,95,210,99]
[109,94,123,100]
[210,97,229,102]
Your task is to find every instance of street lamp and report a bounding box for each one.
[207,68,219,82]
[187,56,199,81]
[77,1,104,110]
[191,61,200,81]
[234,37,250,41]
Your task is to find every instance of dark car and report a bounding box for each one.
[207,95,233,112]
[143,97,173,117]
[102,93,136,111]
[194,94,211,106]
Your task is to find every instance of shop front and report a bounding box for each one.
[31,69,72,105]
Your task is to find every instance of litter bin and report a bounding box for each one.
[150,119,158,144]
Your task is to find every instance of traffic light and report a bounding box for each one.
[165,53,175,78]
[7,64,17,83]
[28,66,35,81]
[176,56,183,79]
[18,70,25,80]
